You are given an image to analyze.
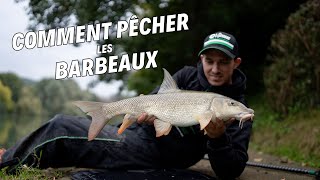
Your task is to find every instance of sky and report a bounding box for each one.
[0,1,123,99]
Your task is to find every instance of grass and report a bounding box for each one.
[248,93,320,168]
[0,166,64,180]
[0,150,65,179]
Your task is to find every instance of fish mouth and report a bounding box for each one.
[240,113,254,121]
[236,112,254,128]
[236,112,254,120]
[246,108,254,114]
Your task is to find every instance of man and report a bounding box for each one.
[0,31,252,179]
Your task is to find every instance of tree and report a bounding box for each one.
[35,78,97,117]
[18,0,306,94]
[0,80,14,112]
[16,86,43,115]
[264,0,320,115]
[0,73,23,103]
[16,0,134,30]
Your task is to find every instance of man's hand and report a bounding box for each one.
[137,112,156,125]
[205,118,235,138]
[136,94,156,125]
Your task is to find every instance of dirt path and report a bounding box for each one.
[189,149,318,179]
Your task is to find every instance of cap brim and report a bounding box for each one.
[198,45,235,59]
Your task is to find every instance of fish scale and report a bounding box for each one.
[104,92,213,126]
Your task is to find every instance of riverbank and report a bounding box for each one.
[248,94,320,168]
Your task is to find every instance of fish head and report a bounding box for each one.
[211,97,254,122]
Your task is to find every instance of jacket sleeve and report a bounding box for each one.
[207,120,252,179]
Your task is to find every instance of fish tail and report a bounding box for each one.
[73,101,110,141]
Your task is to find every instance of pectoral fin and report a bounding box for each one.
[194,110,215,130]
[154,119,172,137]
[118,114,137,134]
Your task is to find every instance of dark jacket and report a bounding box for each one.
[152,63,252,179]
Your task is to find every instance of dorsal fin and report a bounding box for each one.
[158,68,180,94]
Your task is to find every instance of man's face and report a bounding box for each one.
[200,49,241,86]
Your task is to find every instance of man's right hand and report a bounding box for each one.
[137,112,156,125]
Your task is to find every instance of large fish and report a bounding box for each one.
[74,69,254,141]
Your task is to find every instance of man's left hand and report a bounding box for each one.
[205,118,235,138]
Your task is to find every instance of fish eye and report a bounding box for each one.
[228,101,237,106]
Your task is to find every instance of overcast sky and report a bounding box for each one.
[0,1,123,99]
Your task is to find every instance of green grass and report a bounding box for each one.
[0,166,64,180]
[248,93,320,168]
[269,145,320,167]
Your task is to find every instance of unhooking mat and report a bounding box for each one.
[71,169,216,180]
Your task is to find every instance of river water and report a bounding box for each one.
[0,114,51,148]
[0,114,123,149]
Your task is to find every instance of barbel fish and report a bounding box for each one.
[74,69,254,140]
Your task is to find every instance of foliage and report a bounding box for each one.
[264,0,320,115]
[0,74,98,147]
[15,86,43,116]
[127,68,162,94]
[35,78,97,117]
[108,0,307,94]
[17,0,135,32]
[0,73,23,103]
[16,0,306,95]
[0,80,14,112]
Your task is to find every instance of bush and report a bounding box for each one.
[264,0,320,115]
